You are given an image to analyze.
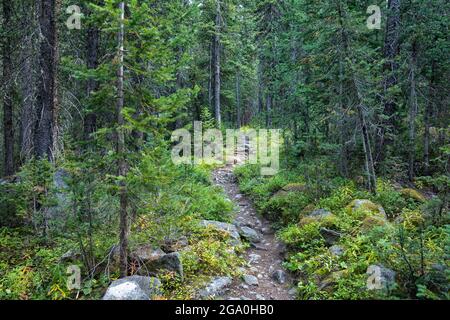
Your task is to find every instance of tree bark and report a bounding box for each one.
[336,0,376,193]
[408,41,418,181]
[236,71,241,128]
[424,61,436,176]
[117,1,128,278]
[84,19,100,140]
[257,61,263,114]
[213,0,221,127]
[35,0,59,161]
[377,0,401,162]
[2,0,14,176]
[19,0,37,161]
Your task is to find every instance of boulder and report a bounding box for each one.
[318,270,348,292]
[271,190,289,199]
[272,184,307,199]
[161,236,189,253]
[239,226,262,243]
[133,245,166,263]
[299,209,335,226]
[271,270,287,284]
[366,265,396,291]
[132,246,183,279]
[102,276,162,300]
[319,228,342,246]
[282,183,307,192]
[329,245,344,257]
[200,220,241,244]
[198,276,232,299]
[400,188,426,202]
[348,199,386,218]
[60,249,81,263]
[242,275,259,286]
[361,215,388,232]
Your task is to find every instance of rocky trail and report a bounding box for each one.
[211,166,295,301]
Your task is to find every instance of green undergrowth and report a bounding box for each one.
[0,152,239,300]
[234,162,449,300]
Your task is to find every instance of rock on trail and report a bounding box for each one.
[212,166,295,300]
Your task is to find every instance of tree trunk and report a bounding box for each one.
[424,61,436,176]
[2,0,14,176]
[84,20,100,140]
[35,0,59,161]
[338,50,348,177]
[266,93,272,128]
[377,0,401,162]
[236,71,241,128]
[408,42,418,181]
[116,1,128,278]
[336,0,376,193]
[19,0,37,161]
[257,61,263,114]
[213,0,221,127]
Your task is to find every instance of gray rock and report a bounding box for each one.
[133,246,166,263]
[60,249,81,262]
[248,253,261,264]
[366,265,396,290]
[288,288,297,296]
[250,243,269,251]
[102,276,162,300]
[198,276,232,299]
[309,209,332,219]
[242,275,259,286]
[350,199,386,218]
[255,294,265,300]
[159,252,184,279]
[329,245,344,257]
[319,228,342,246]
[161,236,189,253]
[200,220,241,243]
[271,270,286,284]
[261,227,274,235]
[133,246,183,279]
[239,226,262,243]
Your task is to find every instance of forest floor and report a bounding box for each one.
[212,165,295,300]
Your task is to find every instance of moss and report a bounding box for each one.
[299,213,337,227]
[299,204,316,218]
[347,199,386,219]
[271,190,289,199]
[318,270,349,293]
[282,183,307,192]
[400,188,426,203]
[360,215,388,232]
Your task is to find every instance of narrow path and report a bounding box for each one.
[212,166,295,300]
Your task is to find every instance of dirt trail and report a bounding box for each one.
[212,166,295,300]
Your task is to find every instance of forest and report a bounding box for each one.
[0,0,448,301]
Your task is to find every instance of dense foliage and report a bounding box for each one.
[0,0,448,300]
